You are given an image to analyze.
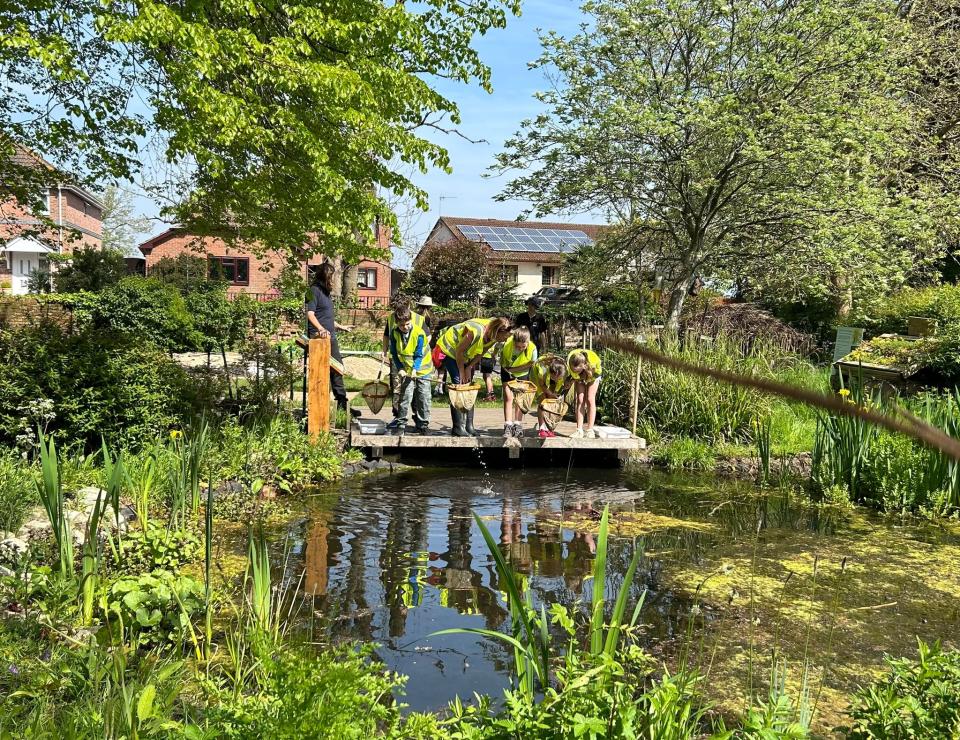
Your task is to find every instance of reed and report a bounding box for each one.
[168,419,209,527]
[36,432,73,580]
[434,506,644,700]
[80,487,106,624]
[247,527,272,634]
[100,441,127,565]
[204,471,214,662]
[244,528,303,642]
[755,414,772,485]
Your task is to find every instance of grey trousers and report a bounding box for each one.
[396,375,432,428]
[390,364,402,417]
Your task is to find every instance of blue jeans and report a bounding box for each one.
[442,355,462,384]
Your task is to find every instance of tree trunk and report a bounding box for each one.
[330,255,344,294]
[664,274,695,335]
[342,264,359,305]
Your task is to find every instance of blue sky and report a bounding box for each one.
[133,1,601,267]
[393,0,603,266]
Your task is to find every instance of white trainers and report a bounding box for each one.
[513,423,524,438]
[584,428,598,439]
[571,428,585,439]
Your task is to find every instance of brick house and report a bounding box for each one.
[1,149,105,295]
[417,217,607,297]
[138,227,393,305]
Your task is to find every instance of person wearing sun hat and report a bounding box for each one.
[415,295,435,334]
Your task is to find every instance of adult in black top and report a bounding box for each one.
[305,262,354,415]
[515,297,549,352]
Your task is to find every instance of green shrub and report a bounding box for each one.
[0,454,36,534]
[338,326,381,352]
[54,247,127,293]
[185,283,248,352]
[211,416,346,492]
[0,324,202,450]
[102,570,205,645]
[149,253,215,293]
[852,283,960,336]
[844,640,960,739]
[92,277,199,352]
[204,642,437,738]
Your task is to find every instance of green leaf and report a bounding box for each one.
[136,684,156,721]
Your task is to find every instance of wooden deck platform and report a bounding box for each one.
[350,404,646,462]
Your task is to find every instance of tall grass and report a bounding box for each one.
[244,528,303,643]
[168,419,209,527]
[80,488,106,624]
[813,388,960,512]
[36,433,73,580]
[600,334,823,445]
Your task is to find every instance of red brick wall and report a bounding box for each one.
[356,258,391,306]
[48,189,104,248]
[140,229,395,303]
[0,297,72,330]
[0,189,102,252]
[140,231,290,297]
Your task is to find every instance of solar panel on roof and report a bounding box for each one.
[453,223,595,252]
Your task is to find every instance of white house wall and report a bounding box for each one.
[515,262,543,296]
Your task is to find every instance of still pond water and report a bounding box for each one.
[281,466,960,731]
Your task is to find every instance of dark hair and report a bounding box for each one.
[314,262,335,293]
[394,306,412,322]
[547,357,566,377]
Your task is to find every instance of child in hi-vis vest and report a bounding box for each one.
[384,306,432,435]
[499,326,538,438]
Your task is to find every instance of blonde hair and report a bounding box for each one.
[485,316,513,341]
[570,351,595,382]
[547,356,566,378]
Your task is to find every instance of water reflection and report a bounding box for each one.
[289,467,960,716]
[290,469,719,709]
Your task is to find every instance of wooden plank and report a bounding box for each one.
[349,429,646,451]
[307,337,331,441]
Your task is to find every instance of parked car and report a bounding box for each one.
[534,285,582,305]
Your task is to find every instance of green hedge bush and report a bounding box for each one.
[91,277,199,352]
[0,324,207,449]
[852,283,960,336]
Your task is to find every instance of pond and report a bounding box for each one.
[281,465,960,733]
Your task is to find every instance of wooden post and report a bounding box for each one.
[630,354,642,436]
[307,337,331,441]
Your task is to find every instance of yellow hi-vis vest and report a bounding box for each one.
[500,336,538,378]
[531,358,566,395]
[567,348,602,382]
[437,318,490,361]
[390,324,432,377]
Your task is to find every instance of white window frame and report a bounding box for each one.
[358,267,377,289]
